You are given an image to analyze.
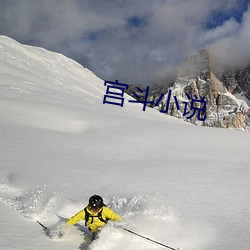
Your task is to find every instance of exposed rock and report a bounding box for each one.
[126,49,250,130]
[217,66,250,100]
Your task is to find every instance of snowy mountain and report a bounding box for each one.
[127,49,250,130]
[0,36,250,250]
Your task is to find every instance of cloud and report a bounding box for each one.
[0,0,249,85]
[200,18,240,45]
[209,4,250,69]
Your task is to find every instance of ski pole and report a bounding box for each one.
[122,227,180,250]
[37,220,48,231]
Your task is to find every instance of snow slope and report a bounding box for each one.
[0,36,250,250]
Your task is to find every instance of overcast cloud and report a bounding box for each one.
[0,0,249,85]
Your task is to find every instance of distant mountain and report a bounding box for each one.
[217,66,250,101]
[126,49,250,130]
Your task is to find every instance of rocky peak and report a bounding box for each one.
[126,49,250,130]
[177,48,210,78]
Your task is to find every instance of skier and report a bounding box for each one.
[66,194,121,239]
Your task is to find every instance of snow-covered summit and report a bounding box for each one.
[0,35,135,133]
[0,35,105,100]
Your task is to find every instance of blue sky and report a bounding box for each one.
[0,0,249,85]
[206,0,249,28]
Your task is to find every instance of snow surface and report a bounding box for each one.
[0,35,250,250]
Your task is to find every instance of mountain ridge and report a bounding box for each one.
[126,48,250,130]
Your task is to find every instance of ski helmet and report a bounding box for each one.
[89,195,104,210]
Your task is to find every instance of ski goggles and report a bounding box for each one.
[89,204,101,212]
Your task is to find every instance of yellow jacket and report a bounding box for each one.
[67,206,121,233]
